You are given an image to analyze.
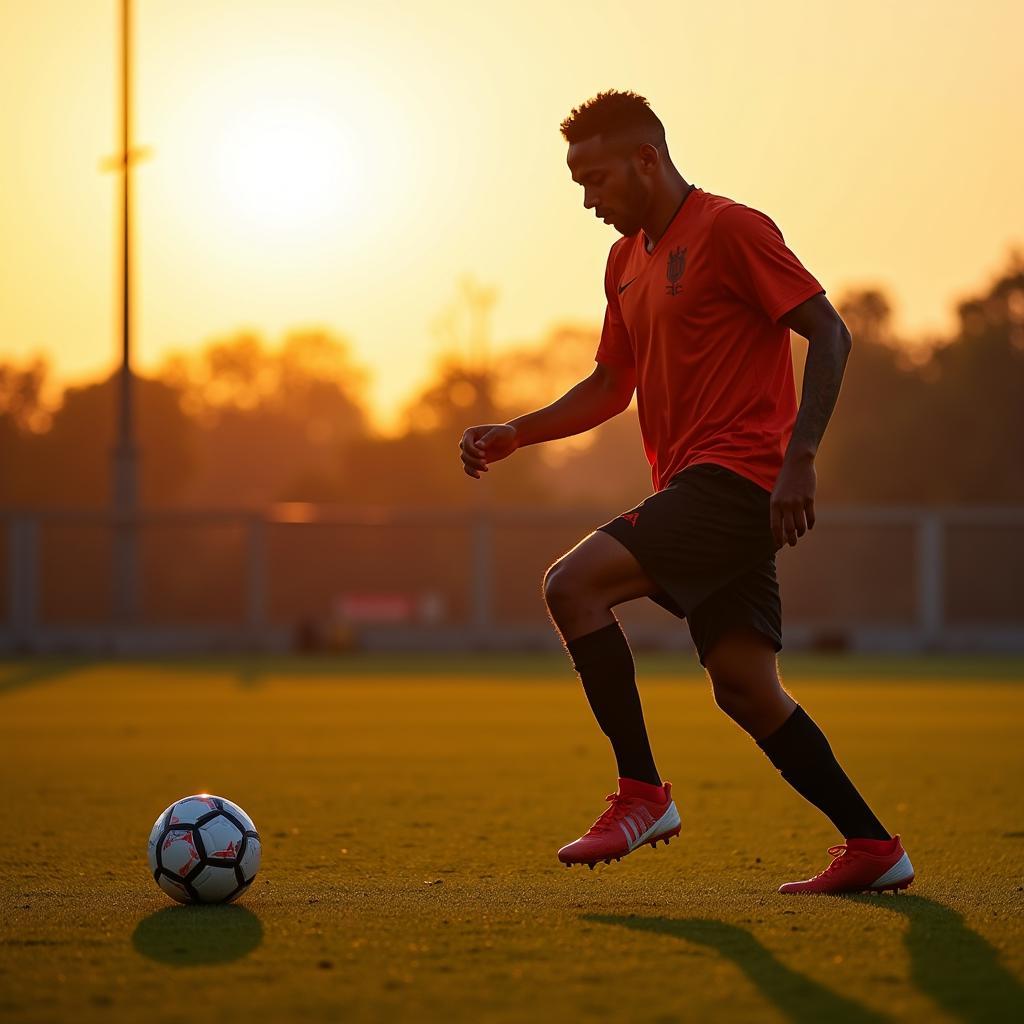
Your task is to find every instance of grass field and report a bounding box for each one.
[1,653,1023,1023]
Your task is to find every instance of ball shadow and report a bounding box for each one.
[132,905,263,966]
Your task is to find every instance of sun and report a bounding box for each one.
[214,101,357,230]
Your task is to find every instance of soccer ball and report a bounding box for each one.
[147,793,261,904]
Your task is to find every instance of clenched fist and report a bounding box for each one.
[459,423,519,478]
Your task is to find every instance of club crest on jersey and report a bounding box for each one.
[666,246,688,296]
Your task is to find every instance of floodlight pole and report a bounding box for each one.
[111,0,139,625]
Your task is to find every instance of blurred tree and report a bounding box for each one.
[919,249,1024,502]
[539,411,653,509]
[811,287,933,503]
[291,353,548,507]
[0,355,53,433]
[494,324,651,507]
[0,355,55,505]
[401,356,503,437]
[815,251,1024,504]
[335,317,649,510]
[286,279,549,508]
[5,371,196,507]
[494,324,598,411]
[161,329,370,506]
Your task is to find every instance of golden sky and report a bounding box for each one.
[1,0,1021,430]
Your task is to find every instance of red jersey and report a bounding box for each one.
[595,186,824,493]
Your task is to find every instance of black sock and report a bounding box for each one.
[757,705,890,841]
[565,622,660,786]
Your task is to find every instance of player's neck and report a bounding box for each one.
[642,174,692,253]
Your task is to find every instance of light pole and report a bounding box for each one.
[105,0,149,625]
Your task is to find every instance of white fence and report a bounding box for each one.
[1,505,1022,654]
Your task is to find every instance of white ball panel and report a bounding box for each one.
[169,795,221,826]
[147,817,164,874]
[190,865,239,904]
[219,798,256,834]
[157,873,192,904]
[238,836,262,882]
[198,815,243,862]
[149,809,167,840]
[160,829,202,878]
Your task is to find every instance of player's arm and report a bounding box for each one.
[458,361,636,479]
[771,292,853,547]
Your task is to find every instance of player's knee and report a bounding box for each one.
[710,675,756,726]
[542,560,582,614]
[708,665,789,735]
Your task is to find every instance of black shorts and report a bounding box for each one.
[598,462,782,666]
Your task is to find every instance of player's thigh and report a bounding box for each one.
[545,529,658,607]
[688,558,783,673]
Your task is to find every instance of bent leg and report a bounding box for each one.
[703,626,795,739]
[543,529,659,643]
[705,627,889,841]
[544,530,663,786]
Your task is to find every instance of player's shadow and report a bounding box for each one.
[585,914,889,1024]
[132,905,263,966]
[845,894,1024,1023]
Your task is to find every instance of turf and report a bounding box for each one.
[1,654,1022,1023]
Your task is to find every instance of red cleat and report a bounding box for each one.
[557,781,681,868]
[778,835,914,895]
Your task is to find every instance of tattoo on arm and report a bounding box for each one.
[789,329,850,458]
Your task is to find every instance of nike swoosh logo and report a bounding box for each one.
[618,276,639,295]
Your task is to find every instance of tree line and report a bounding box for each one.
[1,250,1022,511]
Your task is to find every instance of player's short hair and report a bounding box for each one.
[559,90,666,150]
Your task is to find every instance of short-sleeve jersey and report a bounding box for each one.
[595,186,824,493]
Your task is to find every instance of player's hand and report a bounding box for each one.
[459,423,519,478]
[770,452,816,548]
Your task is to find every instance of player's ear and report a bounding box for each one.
[643,142,660,162]
[636,142,660,174]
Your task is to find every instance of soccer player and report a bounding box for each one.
[458,91,913,895]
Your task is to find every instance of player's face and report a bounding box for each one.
[567,136,651,237]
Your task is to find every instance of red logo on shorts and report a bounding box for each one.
[622,512,640,526]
